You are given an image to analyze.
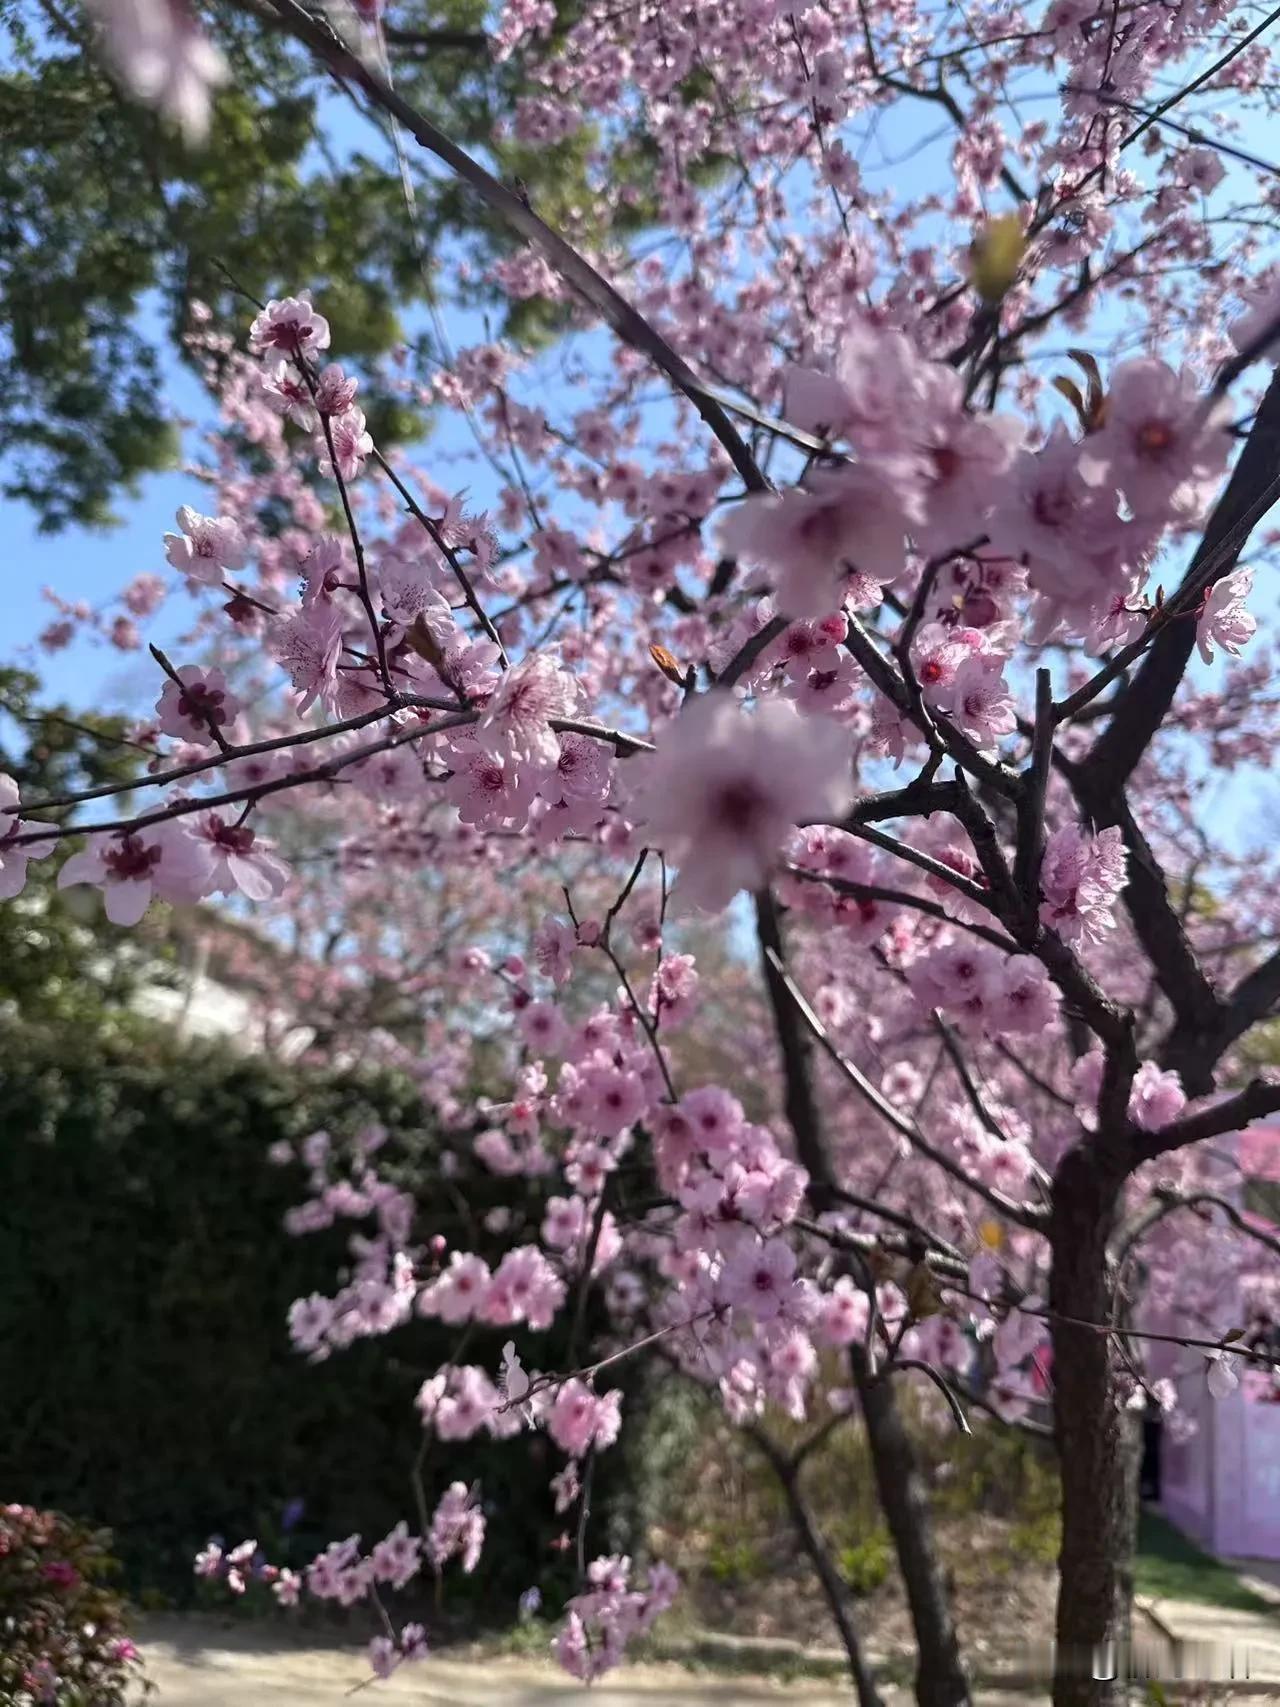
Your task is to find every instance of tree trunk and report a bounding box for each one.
[850,1346,972,1707]
[1048,1144,1134,1707]
[753,1428,886,1707]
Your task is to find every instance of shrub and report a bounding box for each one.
[0,1015,637,1612]
[0,1505,146,1705]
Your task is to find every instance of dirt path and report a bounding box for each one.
[137,1615,1062,1705]
[137,1615,873,1705]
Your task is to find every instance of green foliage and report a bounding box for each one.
[0,0,599,530]
[1134,1511,1278,1617]
[0,667,163,1025]
[0,1012,629,1610]
[838,1530,892,1598]
[0,1504,147,1705]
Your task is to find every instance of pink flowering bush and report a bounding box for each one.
[0,1506,147,1705]
[13,1,1280,1702]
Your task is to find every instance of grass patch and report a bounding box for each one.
[1135,1511,1277,1617]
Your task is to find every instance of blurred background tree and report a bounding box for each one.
[0,0,605,531]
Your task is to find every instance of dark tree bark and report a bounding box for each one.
[1048,1143,1135,1707]
[754,889,970,1707]
[851,1347,972,1707]
[752,1427,887,1707]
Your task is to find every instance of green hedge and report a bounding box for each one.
[0,1015,630,1612]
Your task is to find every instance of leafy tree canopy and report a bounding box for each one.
[0,0,609,531]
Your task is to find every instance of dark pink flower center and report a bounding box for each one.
[104,835,161,883]
[179,683,229,727]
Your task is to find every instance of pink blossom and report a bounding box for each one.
[122,572,167,616]
[819,1275,870,1346]
[366,1636,398,1679]
[718,463,916,619]
[650,952,699,1026]
[1127,1062,1186,1132]
[935,651,1016,748]
[482,1245,565,1329]
[417,1252,491,1325]
[272,1569,301,1607]
[988,425,1101,598]
[315,364,359,416]
[272,603,344,713]
[321,407,373,482]
[163,506,246,585]
[1039,824,1127,943]
[518,999,567,1054]
[545,1380,623,1456]
[1078,359,1231,518]
[262,359,318,430]
[370,1520,421,1590]
[288,1294,335,1358]
[534,916,576,984]
[635,694,853,911]
[426,1482,486,1573]
[0,775,53,901]
[85,0,226,141]
[186,813,290,900]
[785,319,926,454]
[417,1366,502,1440]
[155,665,240,746]
[1197,568,1256,664]
[721,1236,798,1322]
[249,293,331,359]
[988,955,1059,1036]
[58,822,211,925]
[477,655,578,767]
[400,1623,429,1660]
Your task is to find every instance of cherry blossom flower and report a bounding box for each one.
[426,1483,485,1573]
[534,917,577,985]
[482,1245,565,1329]
[249,294,331,359]
[634,694,854,911]
[1197,568,1256,664]
[1078,359,1231,517]
[272,604,344,713]
[163,506,246,585]
[366,1636,398,1679]
[85,0,227,141]
[476,654,578,766]
[187,814,290,902]
[0,775,53,900]
[442,739,534,830]
[721,1236,799,1322]
[935,651,1016,748]
[155,666,240,746]
[1039,824,1127,944]
[57,823,211,926]
[320,407,374,482]
[261,357,319,429]
[545,1380,623,1457]
[273,1569,301,1607]
[369,1521,421,1590]
[1127,1062,1186,1131]
[417,1253,492,1325]
[718,464,917,618]
[988,425,1102,598]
